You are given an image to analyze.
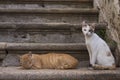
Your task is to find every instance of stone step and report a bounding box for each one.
[0,22,106,31]
[0,42,85,51]
[1,42,116,66]
[0,8,98,14]
[0,8,98,23]
[1,43,90,66]
[6,43,86,51]
[0,22,106,43]
[0,42,115,52]
[0,0,93,2]
[0,67,119,80]
[0,0,93,8]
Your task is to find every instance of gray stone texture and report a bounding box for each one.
[0,67,120,80]
[0,0,93,8]
[0,12,98,24]
[0,52,7,60]
[0,23,106,43]
[0,2,93,8]
[2,54,20,67]
[0,31,85,43]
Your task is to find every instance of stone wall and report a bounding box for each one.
[95,0,120,66]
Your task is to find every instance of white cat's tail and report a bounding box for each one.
[93,64,116,70]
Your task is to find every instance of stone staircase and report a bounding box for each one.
[0,0,119,80]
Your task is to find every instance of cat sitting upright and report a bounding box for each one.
[82,21,116,70]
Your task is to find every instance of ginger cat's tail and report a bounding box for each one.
[93,64,116,70]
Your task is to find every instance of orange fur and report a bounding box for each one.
[20,52,79,69]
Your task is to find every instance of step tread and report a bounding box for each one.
[41,0,93,2]
[0,67,119,80]
[0,0,93,2]
[0,8,98,14]
[0,22,107,30]
[6,43,86,51]
[0,42,114,51]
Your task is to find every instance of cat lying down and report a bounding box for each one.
[20,52,79,69]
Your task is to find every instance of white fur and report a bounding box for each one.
[82,22,115,67]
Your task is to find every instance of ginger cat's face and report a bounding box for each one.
[20,53,32,69]
[82,21,95,37]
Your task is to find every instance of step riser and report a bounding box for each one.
[0,42,90,67]
[0,29,105,43]
[0,32,84,43]
[0,14,98,23]
[0,3,93,8]
[0,0,93,8]
[0,22,106,43]
[0,0,93,3]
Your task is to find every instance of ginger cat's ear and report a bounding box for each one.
[28,51,32,54]
[28,51,32,57]
[17,55,21,58]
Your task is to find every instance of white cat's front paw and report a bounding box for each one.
[88,67,94,70]
[91,64,95,67]
[89,64,92,67]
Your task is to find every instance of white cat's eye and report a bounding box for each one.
[89,29,93,32]
[84,29,86,31]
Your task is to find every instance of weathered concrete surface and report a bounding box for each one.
[0,23,106,43]
[2,54,20,67]
[0,22,107,30]
[0,52,7,60]
[0,43,7,61]
[5,43,115,51]
[0,14,97,24]
[25,0,92,1]
[95,0,120,66]
[0,42,7,50]
[0,31,85,43]
[0,43,7,66]
[0,0,94,26]
[0,67,120,80]
[0,0,93,9]
[6,43,86,51]
[0,2,93,8]
[0,8,98,14]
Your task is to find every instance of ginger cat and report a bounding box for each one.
[82,21,116,70]
[20,52,79,69]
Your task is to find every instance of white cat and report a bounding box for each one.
[82,21,116,70]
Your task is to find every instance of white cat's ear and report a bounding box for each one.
[82,21,86,27]
[91,23,96,30]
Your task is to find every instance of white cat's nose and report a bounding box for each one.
[86,32,91,36]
